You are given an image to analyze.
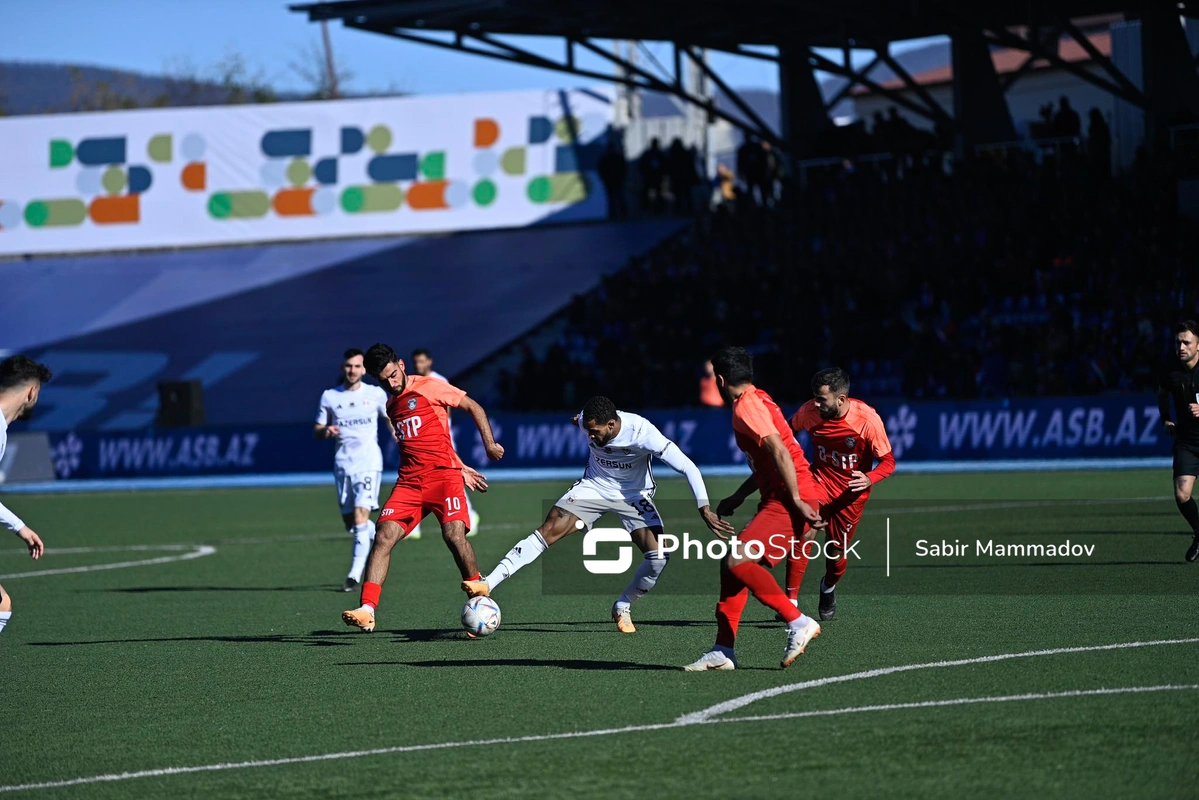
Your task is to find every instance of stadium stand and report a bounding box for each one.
[14,220,684,430]
[492,147,1198,410]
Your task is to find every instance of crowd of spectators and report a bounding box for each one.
[493,130,1196,411]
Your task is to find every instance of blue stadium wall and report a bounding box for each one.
[43,395,1171,480]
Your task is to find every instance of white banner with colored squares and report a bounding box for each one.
[0,88,613,256]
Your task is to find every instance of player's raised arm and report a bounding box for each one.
[458,395,504,461]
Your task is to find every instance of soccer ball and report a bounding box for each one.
[461,595,501,637]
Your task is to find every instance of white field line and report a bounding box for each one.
[0,682,1193,794]
[677,637,1199,723]
[0,545,216,579]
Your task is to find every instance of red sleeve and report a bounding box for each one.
[413,375,466,408]
[732,392,778,445]
[866,451,896,484]
[860,406,893,459]
[789,401,819,433]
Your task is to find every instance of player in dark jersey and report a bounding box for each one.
[342,343,504,632]
[1157,321,1199,562]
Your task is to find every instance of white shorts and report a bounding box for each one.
[334,469,382,514]
[554,479,662,533]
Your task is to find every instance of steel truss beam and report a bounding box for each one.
[1059,19,1145,102]
[980,26,1146,108]
[343,20,783,145]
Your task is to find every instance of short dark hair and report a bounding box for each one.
[411,348,432,360]
[812,367,850,396]
[343,348,364,360]
[0,355,52,392]
[363,343,399,376]
[582,396,618,425]
[1175,320,1199,338]
[710,346,753,387]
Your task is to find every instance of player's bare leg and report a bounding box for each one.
[440,519,479,579]
[341,518,407,632]
[1174,475,1199,562]
[611,526,669,634]
[689,534,819,671]
[0,583,11,634]
[463,506,580,597]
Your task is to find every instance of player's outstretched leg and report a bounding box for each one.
[440,519,480,580]
[706,509,821,669]
[0,583,11,634]
[463,507,579,597]
[342,519,406,632]
[612,526,669,634]
[683,563,745,671]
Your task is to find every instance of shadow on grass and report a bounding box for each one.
[335,657,679,670]
[25,627,536,648]
[90,585,337,594]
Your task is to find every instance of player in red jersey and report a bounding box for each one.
[684,346,828,671]
[341,343,504,633]
[785,367,896,621]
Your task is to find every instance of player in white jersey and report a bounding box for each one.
[410,348,481,538]
[0,356,51,635]
[315,348,393,592]
[463,396,733,633]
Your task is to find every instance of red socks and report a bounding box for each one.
[785,547,810,601]
[360,581,382,610]
[715,566,750,648]
[730,561,800,623]
[824,556,846,590]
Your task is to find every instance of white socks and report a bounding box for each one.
[348,521,375,583]
[789,613,815,630]
[615,554,669,609]
[820,579,835,594]
[0,611,10,634]
[484,532,548,590]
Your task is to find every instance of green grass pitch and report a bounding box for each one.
[1,469,1197,798]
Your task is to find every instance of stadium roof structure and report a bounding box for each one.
[292,0,1199,153]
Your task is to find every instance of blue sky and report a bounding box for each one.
[0,0,941,96]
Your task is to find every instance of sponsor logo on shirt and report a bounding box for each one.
[595,456,635,469]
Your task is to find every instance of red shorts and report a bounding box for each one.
[738,476,855,565]
[738,496,819,567]
[823,493,868,550]
[379,470,470,537]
